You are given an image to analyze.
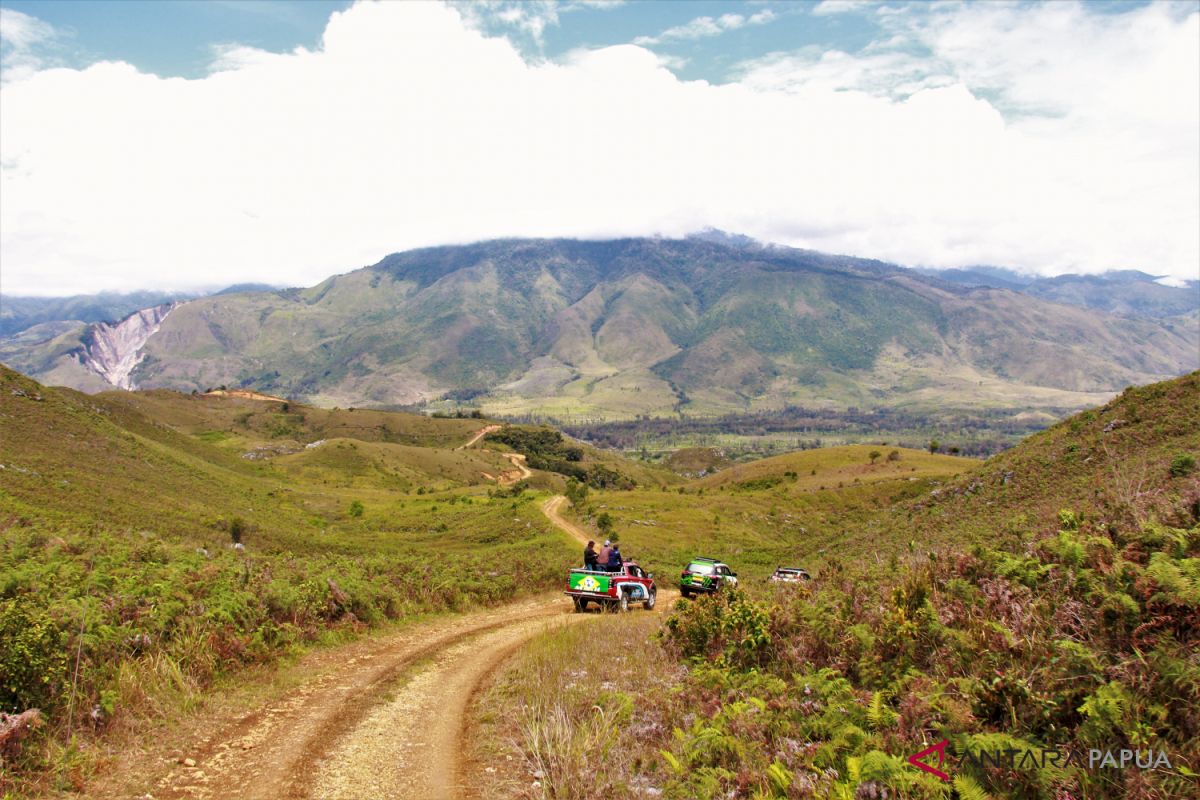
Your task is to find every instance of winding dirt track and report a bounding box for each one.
[455,424,503,450]
[116,494,639,800]
[541,495,590,546]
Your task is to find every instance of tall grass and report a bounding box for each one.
[471,614,684,799]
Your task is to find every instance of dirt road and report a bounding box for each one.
[135,597,577,800]
[102,492,651,800]
[456,424,502,450]
[540,494,590,546]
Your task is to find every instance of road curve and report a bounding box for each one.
[540,494,590,546]
[102,492,658,800]
[456,424,503,450]
[141,597,573,800]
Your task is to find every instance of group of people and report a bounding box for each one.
[583,539,623,572]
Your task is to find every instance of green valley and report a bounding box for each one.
[1,365,1196,799]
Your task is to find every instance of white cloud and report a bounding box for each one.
[811,0,877,16]
[0,8,60,81]
[634,9,775,46]
[0,0,1197,296]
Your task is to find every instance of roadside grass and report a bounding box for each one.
[468,612,684,800]
[474,372,1200,800]
[0,367,578,795]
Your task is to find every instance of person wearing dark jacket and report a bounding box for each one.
[607,543,622,572]
[584,541,599,570]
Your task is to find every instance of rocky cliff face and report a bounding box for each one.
[78,303,177,389]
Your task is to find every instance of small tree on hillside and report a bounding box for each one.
[868,450,882,464]
[229,517,247,545]
[929,439,940,454]
[887,449,901,462]
[597,512,614,538]
[565,478,589,508]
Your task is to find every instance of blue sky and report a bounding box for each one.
[1,1,880,81]
[1,1,1196,294]
[4,1,1152,86]
[2,0,350,78]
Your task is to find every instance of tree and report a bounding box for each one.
[229,517,246,545]
[928,439,940,454]
[868,450,882,464]
[597,512,614,537]
[887,449,901,462]
[565,478,589,508]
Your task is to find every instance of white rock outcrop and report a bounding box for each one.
[78,303,177,389]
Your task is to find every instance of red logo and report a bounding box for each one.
[908,739,951,782]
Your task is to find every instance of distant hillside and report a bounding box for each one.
[889,369,1200,553]
[0,290,193,337]
[3,238,1196,418]
[0,285,289,337]
[922,266,1200,319]
[626,380,1200,800]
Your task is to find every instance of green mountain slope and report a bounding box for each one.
[496,374,1200,800]
[0,366,594,790]
[923,267,1200,319]
[5,238,1197,418]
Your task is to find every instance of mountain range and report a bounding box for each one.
[1,236,1196,418]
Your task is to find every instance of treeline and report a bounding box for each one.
[484,426,633,489]
[549,405,1061,458]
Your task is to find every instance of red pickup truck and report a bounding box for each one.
[565,561,657,612]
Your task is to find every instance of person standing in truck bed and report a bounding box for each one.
[597,540,612,570]
[607,543,623,572]
[584,540,599,570]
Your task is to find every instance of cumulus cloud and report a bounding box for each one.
[0,0,1196,295]
[811,0,878,16]
[0,7,61,81]
[634,9,776,46]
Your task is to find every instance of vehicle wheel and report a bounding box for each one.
[618,593,630,613]
[573,597,586,613]
[643,590,656,611]
[681,589,691,599]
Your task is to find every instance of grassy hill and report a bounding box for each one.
[5,238,1195,419]
[0,367,590,793]
[485,372,1199,800]
[4,365,1197,797]
[549,445,979,583]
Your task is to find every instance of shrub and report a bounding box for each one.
[348,500,364,518]
[1170,453,1196,477]
[229,517,247,545]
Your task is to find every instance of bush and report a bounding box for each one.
[1170,453,1196,477]
[229,517,247,545]
[348,500,364,518]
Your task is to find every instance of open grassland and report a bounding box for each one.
[475,373,1200,800]
[552,446,977,582]
[0,367,578,795]
[5,361,1197,799]
[467,612,684,799]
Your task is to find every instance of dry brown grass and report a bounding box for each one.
[466,612,684,799]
